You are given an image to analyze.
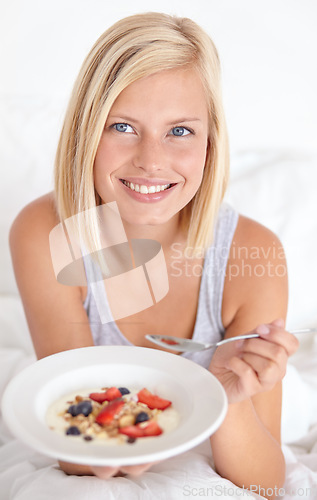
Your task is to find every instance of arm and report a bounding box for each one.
[10,194,95,476]
[209,216,298,499]
[9,194,157,478]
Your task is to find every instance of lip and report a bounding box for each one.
[118,178,178,203]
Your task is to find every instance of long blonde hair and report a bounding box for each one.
[54,12,230,254]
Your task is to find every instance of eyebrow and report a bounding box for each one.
[168,118,202,125]
[108,115,202,125]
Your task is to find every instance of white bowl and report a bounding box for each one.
[1,345,227,466]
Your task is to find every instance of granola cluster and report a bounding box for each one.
[50,386,172,444]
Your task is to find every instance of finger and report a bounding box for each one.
[120,462,157,476]
[253,325,299,357]
[90,465,120,479]
[271,318,285,328]
[262,330,298,357]
[241,352,287,387]
[241,337,289,366]
[226,356,262,397]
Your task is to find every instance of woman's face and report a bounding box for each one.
[94,66,209,226]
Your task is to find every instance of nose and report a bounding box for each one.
[133,136,165,172]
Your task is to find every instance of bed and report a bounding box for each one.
[1,1,317,498]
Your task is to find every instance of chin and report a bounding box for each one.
[123,214,170,227]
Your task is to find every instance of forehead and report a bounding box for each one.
[109,67,208,121]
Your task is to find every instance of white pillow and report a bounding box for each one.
[226,151,317,329]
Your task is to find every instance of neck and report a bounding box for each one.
[122,214,185,252]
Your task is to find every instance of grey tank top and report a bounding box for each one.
[83,203,239,369]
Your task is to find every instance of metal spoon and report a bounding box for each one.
[145,329,316,353]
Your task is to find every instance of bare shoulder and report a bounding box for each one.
[231,215,287,276]
[232,215,284,250]
[222,215,288,331]
[10,192,58,249]
[9,193,93,358]
[9,192,60,277]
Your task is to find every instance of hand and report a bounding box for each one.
[90,462,159,479]
[209,319,299,404]
[59,459,159,478]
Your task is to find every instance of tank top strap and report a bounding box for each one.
[180,203,239,368]
[205,202,239,333]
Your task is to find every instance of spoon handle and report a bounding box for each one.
[290,328,317,335]
[215,328,317,348]
[214,333,259,347]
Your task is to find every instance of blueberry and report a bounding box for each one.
[67,404,79,417]
[127,437,136,444]
[76,401,93,417]
[67,400,92,417]
[118,387,130,395]
[84,435,93,441]
[66,426,81,436]
[135,411,149,424]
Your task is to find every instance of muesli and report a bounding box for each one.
[46,386,179,444]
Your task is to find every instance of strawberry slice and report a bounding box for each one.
[137,388,172,410]
[89,387,122,403]
[119,420,163,438]
[95,399,124,426]
[161,338,179,345]
[89,392,108,403]
[104,387,122,401]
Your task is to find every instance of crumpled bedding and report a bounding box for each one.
[1,298,317,500]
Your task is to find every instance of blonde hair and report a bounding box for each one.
[54,12,229,253]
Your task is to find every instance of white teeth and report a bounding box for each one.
[122,180,172,194]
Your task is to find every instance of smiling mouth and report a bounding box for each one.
[120,179,175,194]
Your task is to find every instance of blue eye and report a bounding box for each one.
[113,123,133,133]
[171,126,191,137]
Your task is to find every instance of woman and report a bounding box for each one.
[9,12,298,498]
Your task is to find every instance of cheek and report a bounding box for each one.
[94,144,111,174]
[93,146,116,200]
[178,142,207,185]
[93,142,119,188]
